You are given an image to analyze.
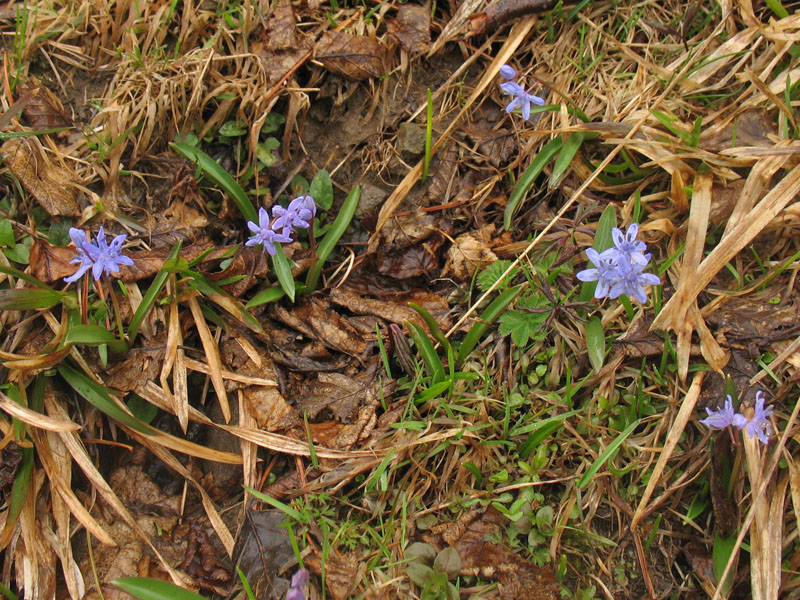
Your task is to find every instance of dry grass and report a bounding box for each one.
[0,0,799,599]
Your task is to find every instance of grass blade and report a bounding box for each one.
[406,321,445,384]
[409,302,451,352]
[577,419,641,488]
[113,578,208,600]
[549,132,587,189]
[245,486,307,523]
[171,142,257,224]
[422,89,433,182]
[457,286,522,365]
[0,288,63,310]
[245,285,285,308]
[305,185,360,293]
[129,241,181,346]
[271,243,296,302]
[503,137,563,230]
[585,316,605,372]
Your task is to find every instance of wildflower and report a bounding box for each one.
[498,63,545,121]
[607,257,662,304]
[272,195,316,236]
[610,223,648,267]
[576,247,622,299]
[246,206,292,255]
[64,226,134,283]
[700,396,747,430]
[743,390,774,444]
[286,568,309,600]
[576,223,660,304]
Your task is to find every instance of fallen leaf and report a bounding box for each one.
[104,345,165,392]
[235,509,298,600]
[442,224,508,281]
[315,31,386,80]
[329,287,452,332]
[387,4,431,54]
[265,0,297,51]
[274,298,368,356]
[304,551,361,600]
[2,137,80,216]
[20,81,71,129]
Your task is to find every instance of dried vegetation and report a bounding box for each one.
[0,0,799,599]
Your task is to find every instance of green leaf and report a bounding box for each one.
[476,260,517,292]
[245,286,285,308]
[256,138,280,166]
[498,293,549,346]
[0,219,14,247]
[271,244,295,302]
[549,132,586,189]
[6,446,33,537]
[406,542,436,565]
[260,112,285,135]
[407,563,435,587]
[457,286,522,365]
[127,394,159,425]
[406,322,445,384]
[4,244,29,265]
[409,302,450,352]
[0,288,63,310]
[48,220,71,246]
[245,486,307,523]
[577,419,641,488]
[59,365,153,434]
[305,185,360,293]
[503,137,563,230]
[0,265,53,289]
[219,120,247,137]
[171,143,257,224]
[433,547,461,580]
[63,324,118,345]
[113,578,208,600]
[712,532,736,595]
[309,169,333,211]
[585,316,605,372]
[129,242,182,346]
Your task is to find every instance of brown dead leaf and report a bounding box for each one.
[617,311,666,358]
[315,31,386,80]
[465,114,518,167]
[104,346,165,392]
[201,247,268,298]
[372,211,448,279]
[387,4,431,54]
[305,551,361,600]
[235,509,299,600]
[700,109,777,153]
[294,368,387,422]
[329,287,452,332]
[710,431,738,536]
[265,0,297,51]
[442,224,509,281]
[274,298,367,356]
[20,81,71,129]
[2,137,80,216]
[424,507,559,600]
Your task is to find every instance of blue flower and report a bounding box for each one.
[499,64,517,79]
[286,568,309,600]
[607,257,661,304]
[744,390,774,444]
[272,195,316,236]
[700,396,747,430]
[500,80,545,121]
[610,223,648,266]
[576,247,621,299]
[64,226,133,282]
[247,207,292,255]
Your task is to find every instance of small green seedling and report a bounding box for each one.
[405,542,460,600]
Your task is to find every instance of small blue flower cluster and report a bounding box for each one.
[286,568,309,600]
[701,391,774,444]
[64,226,134,283]
[247,195,316,256]
[576,223,660,304]
[499,64,545,121]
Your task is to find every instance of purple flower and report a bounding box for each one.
[610,224,648,266]
[286,568,309,600]
[246,207,292,255]
[700,396,747,430]
[272,195,316,236]
[500,80,545,121]
[607,257,661,304]
[743,390,774,444]
[499,64,517,79]
[64,226,134,283]
[576,247,621,299]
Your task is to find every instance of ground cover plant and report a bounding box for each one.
[0,0,799,599]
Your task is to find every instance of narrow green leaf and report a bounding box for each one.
[237,568,257,600]
[64,325,118,345]
[113,578,208,600]
[305,185,360,293]
[0,288,63,310]
[457,286,522,365]
[414,380,453,404]
[59,365,153,434]
[503,137,563,230]
[549,132,586,188]
[271,244,295,302]
[406,322,445,384]
[577,419,641,488]
[6,446,33,535]
[0,265,53,289]
[366,449,395,491]
[309,169,333,211]
[376,323,392,378]
[712,532,736,595]
[245,486,307,523]
[409,302,451,352]
[171,142,257,223]
[585,316,605,372]
[245,286,286,308]
[0,581,19,600]
[129,242,181,346]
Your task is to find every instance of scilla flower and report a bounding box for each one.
[498,64,545,121]
[64,227,134,283]
[246,207,293,255]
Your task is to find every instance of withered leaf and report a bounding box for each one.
[265,0,297,50]
[293,370,385,422]
[201,247,268,298]
[315,31,386,80]
[274,298,367,356]
[2,137,80,216]
[20,82,71,129]
[104,346,165,392]
[304,551,361,600]
[442,224,507,281]
[329,287,452,332]
[386,4,431,54]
